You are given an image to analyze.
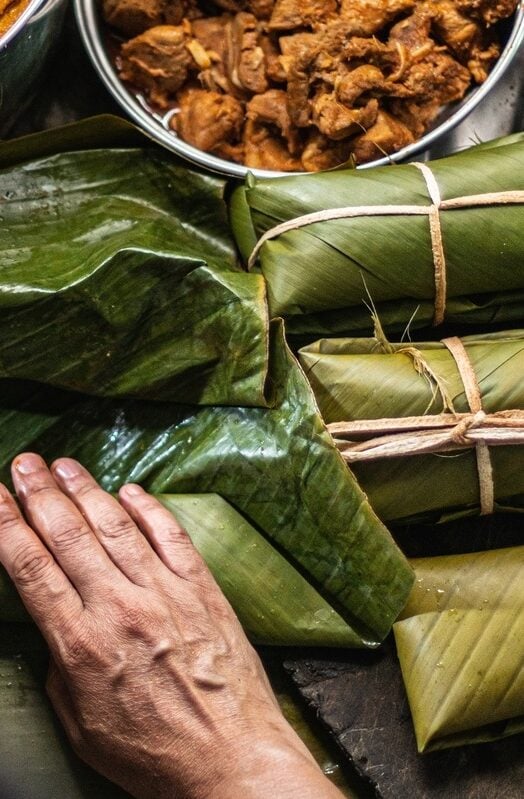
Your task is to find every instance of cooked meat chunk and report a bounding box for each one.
[120,25,193,106]
[388,7,434,59]
[467,39,500,82]
[227,12,268,93]
[173,88,244,160]
[429,0,482,57]
[247,0,275,18]
[335,65,387,105]
[247,89,302,152]
[351,110,415,162]
[104,0,166,35]
[425,0,501,82]
[210,0,275,13]
[280,33,319,126]
[455,0,516,25]
[339,0,415,35]
[103,0,199,36]
[389,98,443,137]
[243,120,303,170]
[312,93,379,139]
[269,0,336,30]
[301,131,352,170]
[398,51,471,102]
[260,34,287,82]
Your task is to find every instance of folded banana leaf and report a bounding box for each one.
[0,322,413,646]
[0,493,364,647]
[394,546,524,752]
[299,330,524,523]
[231,134,524,338]
[0,140,274,407]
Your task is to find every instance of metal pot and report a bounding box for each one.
[75,0,524,178]
[0,0,68,136]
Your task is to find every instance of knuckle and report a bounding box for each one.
[12,546,54,586]
[74,481,99,499]
[117,602,157,634]
[50,516,92,552]
[97,514,136,541]
[0,506,21,531]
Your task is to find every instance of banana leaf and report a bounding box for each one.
[399,545,524,619]
[231,134,524,338]
[0,322,413,646]
[0,493,364,647]
[0,141,274,408]
[394,546,524,752]
[299,330,524,523]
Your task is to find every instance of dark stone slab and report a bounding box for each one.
[285,642,524,799]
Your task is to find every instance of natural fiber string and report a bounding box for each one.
[247,169,524,324]
[442,336,494,515]
[411,162,446,325]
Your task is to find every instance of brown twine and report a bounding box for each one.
[442,336,494,515]
[327,338,524,515]
[247,165,524,325]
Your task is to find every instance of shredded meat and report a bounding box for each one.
[108,0,518,170]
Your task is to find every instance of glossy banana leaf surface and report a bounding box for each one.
[0,493,363,647]
[231,135,524,337]
[0,137,272,407]
[299,331,524,523]
[0,322,413,645]
[395,546,524,752]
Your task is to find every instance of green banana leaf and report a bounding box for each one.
[0,322,413,646]
[0,141,274,408]
[394,546,524,752]
[0,493,364,647]
[299,330,524,523]
[399,545,524,620]
[231,134,524,338]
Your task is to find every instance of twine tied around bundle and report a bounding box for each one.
[247,164,524,325]
[328,336,524,515]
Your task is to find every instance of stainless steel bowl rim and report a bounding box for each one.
[0,0,48,49]
[75,0,524,178]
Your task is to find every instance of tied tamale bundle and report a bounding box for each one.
[395,546,524,752]
[299,330,524,523]
[231,134,524,338]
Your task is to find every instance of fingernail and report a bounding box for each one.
[14,453,44,475]
[53,458,82,480]
[122,483,143,496]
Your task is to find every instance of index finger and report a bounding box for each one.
[11,453,124,602]
[0,483,83,640]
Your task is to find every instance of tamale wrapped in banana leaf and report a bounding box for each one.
[299,330,524,523]
[231,134,524,338]
[0,323,413,646]
[395,546,524,751]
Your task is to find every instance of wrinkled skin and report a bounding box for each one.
[0,454,344,799]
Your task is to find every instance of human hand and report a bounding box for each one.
[0,454,343,799]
